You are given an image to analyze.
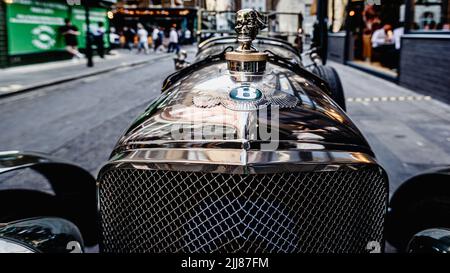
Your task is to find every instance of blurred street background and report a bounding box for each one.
[0,0,449,235]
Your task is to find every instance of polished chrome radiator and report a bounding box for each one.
[98,167,387,253]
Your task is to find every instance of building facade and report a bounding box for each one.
[327,0,450,103]
[0,0,112,68]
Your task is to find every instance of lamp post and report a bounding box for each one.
[316,0,328,65]
[83,0,93,67]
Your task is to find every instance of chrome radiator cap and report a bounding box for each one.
[225,9,268,75]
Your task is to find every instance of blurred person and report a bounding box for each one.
[177,28,184,44]
[168,27,179,54]
[294,28,303,53]
[371,24,394,48]
[421,12,436,30]
[109,27,120,49]
[123,26,135,50]
[158,27,165,51]
[184,29,192,44]
[363,5,381,31]
[393,24,404,51]
[93,22,106,58]
[148,34,153,49]
[371,24,396,68]
[425,21,437,30]
[270,19,279,32]
[152,26,161,52]
[59,18,83,60]
[311,21,320,49]
[363,21,381,62]
[137,23,149,54]
[362,6,381,62]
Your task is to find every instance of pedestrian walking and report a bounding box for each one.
[93,22,106,58]
[152,26,161,52]
[158,28,164,51]
[168,27,179,54]
[294,27,303,53]
[177,28,183,44]
[123,26,135,50]
[59,18,83,61]
[109,27,120,49]
[184,29,192,44]
[137,23,149,54]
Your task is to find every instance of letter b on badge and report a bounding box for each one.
[229,86,262,101]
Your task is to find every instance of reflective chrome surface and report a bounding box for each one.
[100,30,379,175]
[0,151,98,246]
[97,10,389,254]
[0,217,84,253]
[100,148,379,176]
[407,228,450,253]
[0,237,35,253]
[107,65,372,158]
[99,166,386,253]
[0,150,53,174]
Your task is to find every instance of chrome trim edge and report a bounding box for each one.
[98,148,379,176]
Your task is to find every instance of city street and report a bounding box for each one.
[0,50,179,170]
[0,49,449,194]
[0,50,179,190]
[331,62,450,193]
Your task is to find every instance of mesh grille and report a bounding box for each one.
[99,167,387,253]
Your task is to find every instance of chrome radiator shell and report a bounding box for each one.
[98,164,387,253]
[96,35,390,253]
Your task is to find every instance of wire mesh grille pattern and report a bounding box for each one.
[99,167,386,253]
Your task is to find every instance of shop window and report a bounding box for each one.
[410,0,450,31]
[345,0,404,77]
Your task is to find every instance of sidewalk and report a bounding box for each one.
[0,49,175,98]
[330,61,450,193]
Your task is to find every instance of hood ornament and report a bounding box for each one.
[226,9,268,75]
[235,9,266,52]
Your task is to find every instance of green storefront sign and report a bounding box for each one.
[6,0,68,54]
[5,0,109,55]
[71,7,109,49]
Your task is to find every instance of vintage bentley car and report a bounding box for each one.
[0,9,449,254]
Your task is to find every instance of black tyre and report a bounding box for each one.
[386,171,450,252]
[312,65,346,111]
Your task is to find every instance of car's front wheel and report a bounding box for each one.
[312,65,346,111]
